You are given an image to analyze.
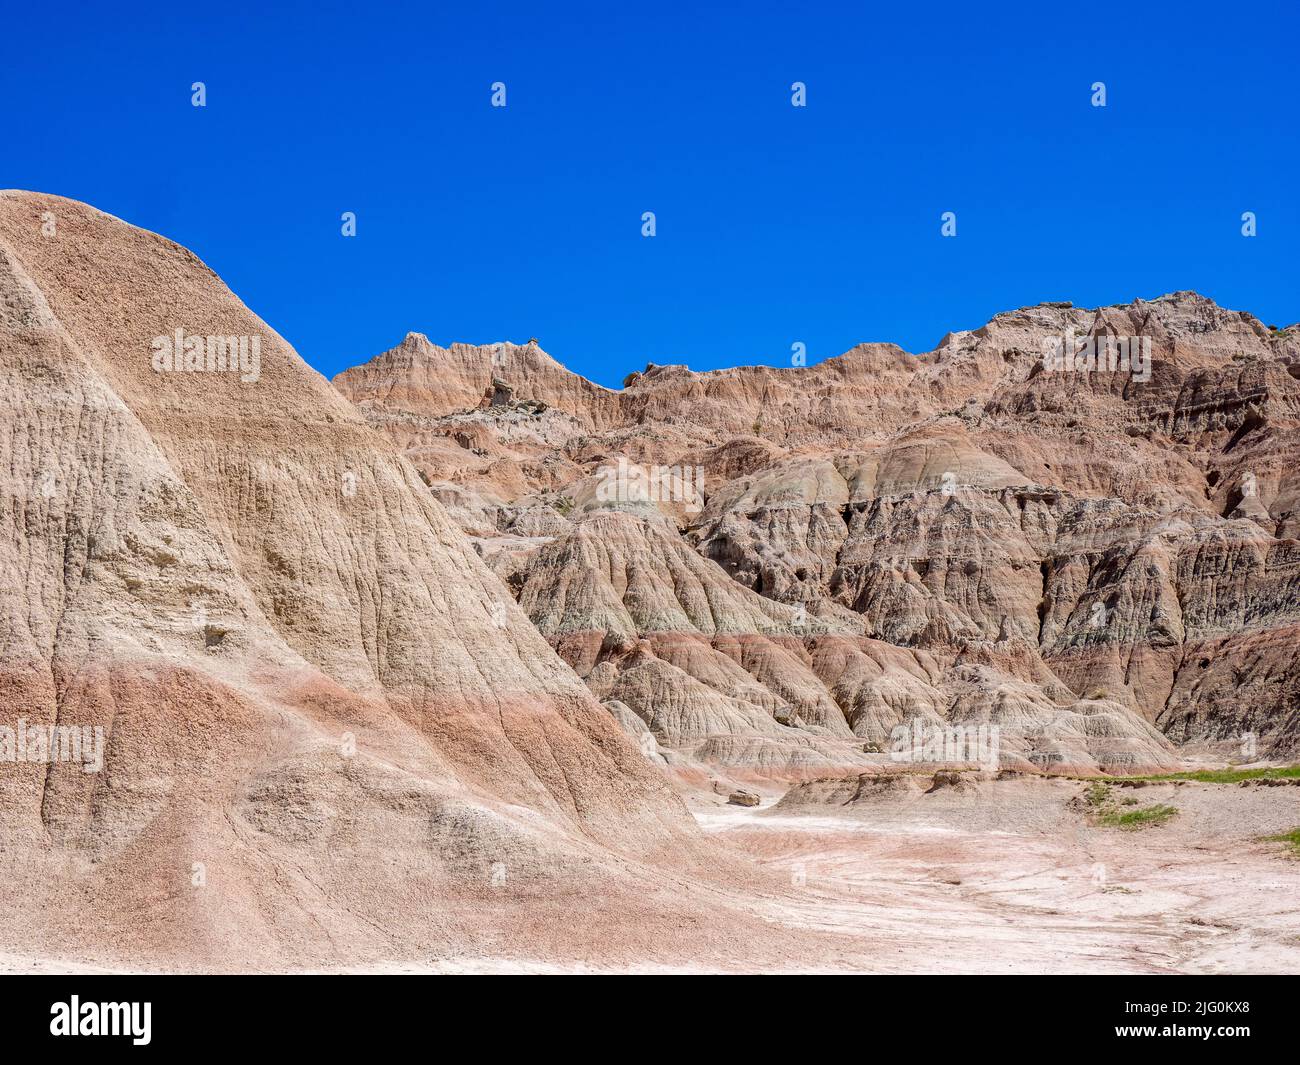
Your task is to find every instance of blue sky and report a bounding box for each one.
[3,0,1296,387]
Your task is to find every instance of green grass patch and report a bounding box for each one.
[1081,782,1176,830]
[1097,803,1178,829]
[1262,828,1300,857]
[1100,765,1300,785]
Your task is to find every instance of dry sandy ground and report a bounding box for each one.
[687,775,1300,974]
[5,775,1298,974]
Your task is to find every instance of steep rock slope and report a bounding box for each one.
[0,192,726,970]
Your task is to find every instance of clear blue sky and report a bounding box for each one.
[4,0,1296,387]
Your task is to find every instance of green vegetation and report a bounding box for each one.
[1262,828,1300,857]
[1082,781,1177,830]
[1097,803,1177,829]
[1112,765,1300,785]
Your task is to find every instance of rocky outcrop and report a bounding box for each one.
[0,191,710,970]
[336,292,1299,768]
[506,511,1175,774]
[335,333,622,430]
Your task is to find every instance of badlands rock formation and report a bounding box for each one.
[0,191,742,970]
[335,295,1300,774]
[4,190,1296,970]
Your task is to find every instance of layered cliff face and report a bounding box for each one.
[336,294,1300,772]
[0,192,722,970]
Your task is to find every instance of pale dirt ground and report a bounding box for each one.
[5,775,1298,974]
[685,775,1300,974]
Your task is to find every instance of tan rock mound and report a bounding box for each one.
[0,191,723,971]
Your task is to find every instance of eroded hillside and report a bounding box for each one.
[334,296,1300,775]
